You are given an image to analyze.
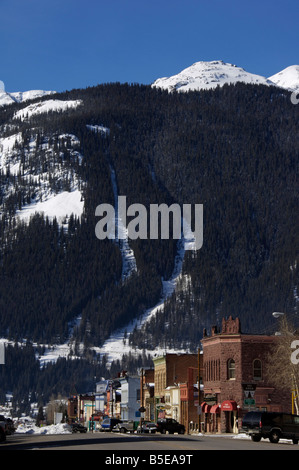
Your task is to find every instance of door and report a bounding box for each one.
[224,411,238,433]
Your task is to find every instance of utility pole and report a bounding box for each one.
[139,368,146,429]
[0,343,4,365]
[198,348,201,432]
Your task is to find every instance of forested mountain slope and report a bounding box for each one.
[0,81,297,352]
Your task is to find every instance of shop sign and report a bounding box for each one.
[244,398,255,406]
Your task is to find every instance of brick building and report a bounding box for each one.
[201,316,291,434]
[180,366,202,432]
[67,396,78,423]
[67,394,95,427]
[153,353,198,423]
[140,368,155,421]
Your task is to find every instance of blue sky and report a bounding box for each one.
[1,0,298,93]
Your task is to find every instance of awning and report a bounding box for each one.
[200,402,211,413]
[221,400,238,411]
[210,404,221,414]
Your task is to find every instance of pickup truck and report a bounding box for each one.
[113,420,136,433]
[156,418,185,434]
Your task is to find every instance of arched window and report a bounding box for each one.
[227,359,235,379]
[253,359,262,380]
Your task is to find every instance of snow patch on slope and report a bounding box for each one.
[13,99,82,120]
[16,189,84,225]
[109,165,138,281]
[0,132,23,172]
[86,124,110,135]
[0,129,84,225]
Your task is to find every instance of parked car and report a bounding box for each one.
[99,418,122,432]
[70,422,87,433]
[113,420,136,433]
[156,418,185,434]
[242,411,299,444]
[137,421,157,434]
[6,418,15,435]
[0,415,6,442]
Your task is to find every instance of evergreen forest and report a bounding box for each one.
[0,81,297,404]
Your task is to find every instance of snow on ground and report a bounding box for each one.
[15,189,84,225]
[86,124,110,135]
[0,132,23,172]
[16,422,72,435]
[37,343,77,367]
[13,99,82,120]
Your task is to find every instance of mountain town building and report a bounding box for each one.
[201,316,291,433]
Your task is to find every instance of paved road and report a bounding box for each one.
[1,431,299,452]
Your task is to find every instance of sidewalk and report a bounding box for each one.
[190,431,251,440]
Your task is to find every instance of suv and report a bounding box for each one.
[156,418,185,434]
[242,411,299,444]
[99,418,122,432]
[113,420,135,433]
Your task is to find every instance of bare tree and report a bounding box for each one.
[265,316,299,414]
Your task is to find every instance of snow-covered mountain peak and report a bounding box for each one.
[152,60,275,93]
[0,83,56,107]
[268,65,299,91]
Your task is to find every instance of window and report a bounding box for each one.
[253,359,262,380]
[227,359,235,379]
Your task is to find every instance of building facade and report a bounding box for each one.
[164,385,181,421]
[180,366,202,432]
[201,316,292,433]
[153,353,199,423]
[140,368,155,421]
[119,375,140,421]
